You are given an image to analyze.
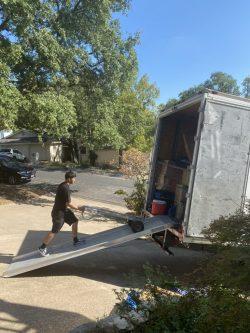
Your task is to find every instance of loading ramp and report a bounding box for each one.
[3,215,173,278]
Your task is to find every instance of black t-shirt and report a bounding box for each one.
[52,182,71,212]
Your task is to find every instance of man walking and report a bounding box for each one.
[38,171,85,256]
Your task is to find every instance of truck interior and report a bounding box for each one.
[147,102,201,247]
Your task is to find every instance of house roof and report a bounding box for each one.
[0,137,39,144]
[0,129,61,145]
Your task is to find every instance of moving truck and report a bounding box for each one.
[146,90,250,244]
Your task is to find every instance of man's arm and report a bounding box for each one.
[66,202,85,212]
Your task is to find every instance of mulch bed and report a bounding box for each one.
[0,184,48,205]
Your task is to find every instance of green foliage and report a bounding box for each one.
[204,72,240,95]
[0,75,23,130]
[116,177,147,215]
[111,211,250,332]
[0,0,143,146]
[0,0,138,93]
[242,76,250,98]
[17,91,77,138]
[126,178,147,215]
[135,74,160,110]
[178,84,206,102]
[129,287,249,333]
[115,148,149,215]
[201,211,250,294]
[164,71,245,109]
[203,210,250,247]
[114,76,158,151]
[163,98,179,110]
[114,264,250,333]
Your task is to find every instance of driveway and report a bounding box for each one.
[0,197,207,333]
[28,167,134,206]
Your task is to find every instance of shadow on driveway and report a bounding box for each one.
[0,299,91,333]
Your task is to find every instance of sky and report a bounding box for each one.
[118,0,250,103]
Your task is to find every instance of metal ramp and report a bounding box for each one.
[3,215,173,278]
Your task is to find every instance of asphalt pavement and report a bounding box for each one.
[29,167,134,206]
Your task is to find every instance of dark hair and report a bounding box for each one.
[65,170,76,180]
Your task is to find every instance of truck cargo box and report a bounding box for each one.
[146,90,250,243]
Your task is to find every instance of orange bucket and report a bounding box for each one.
[151,200,167,215]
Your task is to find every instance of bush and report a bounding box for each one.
[111,211,250,332]
[201,210,250,294]
[115,148,149,215]
[114,265,250,333]
[128,287,249,333]
[115,177,147,215]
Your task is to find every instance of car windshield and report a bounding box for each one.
[0,149,10,153]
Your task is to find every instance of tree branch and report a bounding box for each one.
[0,16,10,32]
[55,0,60,12]
[0,33,7,42]
[73,0,82,12]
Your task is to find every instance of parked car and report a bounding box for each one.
[0,148,29,162]
[0,156,36,184]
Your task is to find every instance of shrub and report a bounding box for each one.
[128,287,250,333]
[114,265,250,333]
[201,210,250,294]
[111,211,250,332]
[115,177,147,215]
[115,148,150,215]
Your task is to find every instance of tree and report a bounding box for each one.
[70,75,158,155]
[157,103,166,112]
[115,76,158,152]
[0,0,138,94]
[163,98,178,110]
[178,84,206,102]
[18,91,77,138]
[0,62,23,130]
[0,0,139,143]
[163,72,242,109]
[242,76,250,98]
[0,76,22,130]
[204,72,240,95]
[135,75,159,110]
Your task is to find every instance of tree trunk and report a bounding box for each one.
[68,138,80,163]
[119,149,123,166]
[89,150,98,166]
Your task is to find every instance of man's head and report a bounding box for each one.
[65,170,76,184]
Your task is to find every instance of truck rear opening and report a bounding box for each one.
[146,91,250,244]
[146,98,202,245]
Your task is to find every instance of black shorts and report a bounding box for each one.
[51,209,78,233]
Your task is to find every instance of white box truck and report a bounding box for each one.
[146,90,250,244]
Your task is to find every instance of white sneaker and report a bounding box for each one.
[38,247,50,257]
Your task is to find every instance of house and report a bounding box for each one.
[0,130,63,162]
[0,130,12,139]
[79,146,120,167]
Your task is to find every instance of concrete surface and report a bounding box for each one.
[0,196,206,333]
[27,168,134,205]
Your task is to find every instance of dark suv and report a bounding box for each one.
[0,156,36,184]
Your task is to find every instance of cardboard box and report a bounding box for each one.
[182,167,191,187]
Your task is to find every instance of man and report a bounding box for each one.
[38,171,85,256]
